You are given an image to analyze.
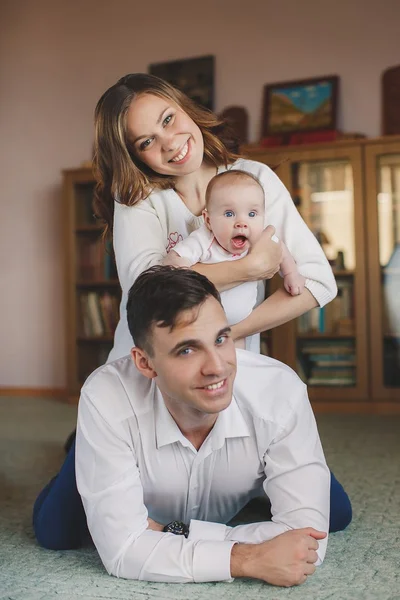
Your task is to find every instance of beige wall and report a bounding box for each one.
[1,0,399,388]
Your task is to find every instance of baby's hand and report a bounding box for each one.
[284,272,306,296]
[162,250,192,268]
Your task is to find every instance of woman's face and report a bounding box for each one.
[126,93,204,176]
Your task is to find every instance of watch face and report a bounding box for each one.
[164,520,189,537]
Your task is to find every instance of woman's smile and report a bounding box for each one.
[169,140,190,163]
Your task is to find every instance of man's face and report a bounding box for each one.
[143,296,237,419]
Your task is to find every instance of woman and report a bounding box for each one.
[33,74,351,550]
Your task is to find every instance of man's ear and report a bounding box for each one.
[203,208,212,231]
[130,347,157,379]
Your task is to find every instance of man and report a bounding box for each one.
[76,266,330,586]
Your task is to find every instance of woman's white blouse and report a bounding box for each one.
[109,159,337,361]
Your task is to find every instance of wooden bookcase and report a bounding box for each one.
[364,138,400,402]
[244,136,400,412]
[63,168,121,397]
[63,137,400,410]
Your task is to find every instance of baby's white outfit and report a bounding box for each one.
[172,224,256,325]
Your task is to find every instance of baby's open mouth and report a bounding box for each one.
[231,235,247,249]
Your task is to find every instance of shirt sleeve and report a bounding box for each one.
[112,199,167,300]
[172,227,212,265]
[234,160,337,307]
[188,385,330,565]
[75,389,236,583]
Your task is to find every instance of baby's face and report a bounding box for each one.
[204,179,265,255]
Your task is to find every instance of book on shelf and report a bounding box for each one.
[76,237,117,281]
[86,292,104,336]
[297,339,356,386]
[260,336,269,356]
[79,291,120,338]
[300,340,355,354]
[75,184,96,226]
[297,278,354,334]
[308,375,356,386]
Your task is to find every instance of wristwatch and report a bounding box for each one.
[163,520,189,538]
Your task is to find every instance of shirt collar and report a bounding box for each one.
[154,387,250,451]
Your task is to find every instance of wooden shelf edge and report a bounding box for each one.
[297,333,355,339]
[312,401,400,414]
[76,280,120,288]
[77,336,114,343]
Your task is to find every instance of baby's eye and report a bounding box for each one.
[224,210,234,218]
[248,211,257,218]
[140,138,153,151]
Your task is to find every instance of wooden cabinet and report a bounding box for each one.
[244,136,400,412]
[364,138,400,402]
[63,168,121,397]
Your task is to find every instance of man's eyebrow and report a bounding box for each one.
[132,107,169,145]
[168,326,232,355]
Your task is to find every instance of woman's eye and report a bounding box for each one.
[140,138,153,151]
[216,335,227,345]
[163,114,173,126]
[224,211,234,218]
[248,211,256,217]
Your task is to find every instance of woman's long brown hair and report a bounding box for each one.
[93,73,239,237]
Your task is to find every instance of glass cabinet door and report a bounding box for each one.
[292,159,357,389]
[277,145,369,402]
[365,142,400,400]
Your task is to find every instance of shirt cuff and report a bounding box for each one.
[305,278,334,308]
[192,539,237,582]
[188,519,228,542]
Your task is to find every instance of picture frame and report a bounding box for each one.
[149,55,215,111]
[261,75,339,138]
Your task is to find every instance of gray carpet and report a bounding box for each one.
[0,396,399,600]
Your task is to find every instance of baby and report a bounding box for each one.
[164,170,305,348]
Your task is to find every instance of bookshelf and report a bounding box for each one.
[64,168,121,396]
[244,136,400,410]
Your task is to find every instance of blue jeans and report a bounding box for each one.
[33,439,352,550]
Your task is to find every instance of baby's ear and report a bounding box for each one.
[202,208,212,231]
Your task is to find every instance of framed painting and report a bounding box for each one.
[261,75,339,137]
[149,55,215,111]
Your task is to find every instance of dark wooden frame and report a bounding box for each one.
[149,55,215,111]
[261,75,339,138]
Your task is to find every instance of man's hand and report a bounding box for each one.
[244,225,283,281]
[147,518,164,532]
[230,527,327,587]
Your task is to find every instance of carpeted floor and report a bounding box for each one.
[0,396,399,600]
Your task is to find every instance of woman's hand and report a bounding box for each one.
[244,225,283,281]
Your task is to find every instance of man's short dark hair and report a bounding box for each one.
[127,266,222,355]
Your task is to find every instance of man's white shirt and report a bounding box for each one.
[76,349,330,583]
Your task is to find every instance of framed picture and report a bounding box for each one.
[149,55,215,111]
[261,75,339,137]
